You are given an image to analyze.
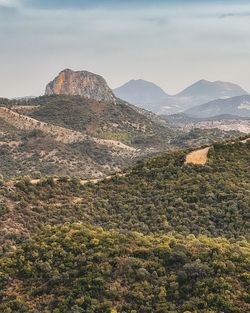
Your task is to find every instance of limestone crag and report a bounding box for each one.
[45,69,116,103]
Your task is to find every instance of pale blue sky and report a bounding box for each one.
[0,0,250,97]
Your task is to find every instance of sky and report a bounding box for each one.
[0,0,250,98]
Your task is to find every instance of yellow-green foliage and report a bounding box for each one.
[1,223,249,312]
[93,130,131,144]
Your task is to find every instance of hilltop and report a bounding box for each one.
[0,69,179,178]
[177,79,247,99]
[113,79,168,111]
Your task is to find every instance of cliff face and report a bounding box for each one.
[45,69,116,103]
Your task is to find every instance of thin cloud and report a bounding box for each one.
[220,12,250,18]
[0,1,250,97]
[144,17,168,26]
[0,0,22,7]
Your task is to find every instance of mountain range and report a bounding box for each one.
[114,79,249,115]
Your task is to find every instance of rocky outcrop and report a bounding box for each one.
[45,69,116,103]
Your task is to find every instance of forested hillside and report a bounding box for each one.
[0,138,249,312]
[1,138,248,239]
[1,224,249,313]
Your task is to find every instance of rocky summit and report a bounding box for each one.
[45,69,116,103]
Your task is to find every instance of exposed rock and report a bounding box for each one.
[45,69,116,103]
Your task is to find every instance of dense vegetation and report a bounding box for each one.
[1,224,249,313]
[1,139,248,239]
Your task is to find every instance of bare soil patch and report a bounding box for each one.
[185,147,210,165]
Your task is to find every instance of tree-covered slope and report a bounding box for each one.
[1,138,249,242]
[0,138,249,312]
[1,223,249,313]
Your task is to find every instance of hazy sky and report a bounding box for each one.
[0,0,250,97]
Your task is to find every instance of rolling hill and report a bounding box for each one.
[1,95,243,178]
[26,95,173,148]
[0,110,138,179]
[1,69,247,179]
[0,97,173,179]
[1,137,249,239]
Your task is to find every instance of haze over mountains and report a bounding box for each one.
[114,78,249,115]
[1,0,250,311]
[113,79,168,111]
[185,95,250,118]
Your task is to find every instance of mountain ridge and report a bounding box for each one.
[185,94,250,118]
[114,78,248,114]
[177,79,248,98]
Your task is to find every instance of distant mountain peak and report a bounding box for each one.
[45,69,116,103]
[177,79,248,98]
[113,79,168,107]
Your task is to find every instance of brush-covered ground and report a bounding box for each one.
[0,95,242,179]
